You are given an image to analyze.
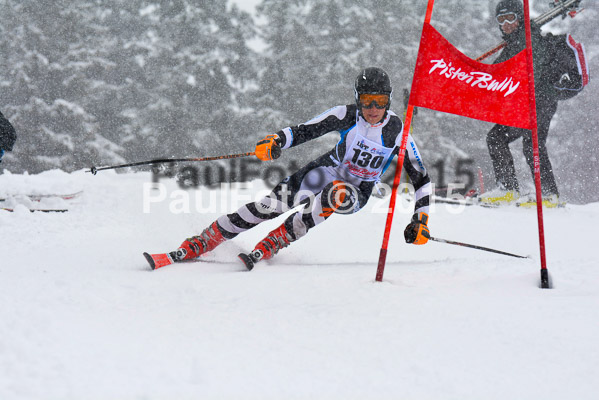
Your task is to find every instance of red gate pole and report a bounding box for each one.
[375,0,436,282]
[523,0,551,289]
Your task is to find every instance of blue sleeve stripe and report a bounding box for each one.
[334,125,354,160]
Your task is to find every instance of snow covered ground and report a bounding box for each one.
[1,169,598,400]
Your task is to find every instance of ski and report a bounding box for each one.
[143,252,178,270]
[237,252,256,271]
[516,199,566,209]
[433,195,566,209]
[1,207,69,213]
[0,190,83,202]
[432,195,500,208]
[144,250,247,270]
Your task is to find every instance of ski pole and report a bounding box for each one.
[87,151,256,175]
[429,236,529,259]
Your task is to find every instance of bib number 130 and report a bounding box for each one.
[351,149,384,169]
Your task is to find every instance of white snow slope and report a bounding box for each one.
[1,169,598,400]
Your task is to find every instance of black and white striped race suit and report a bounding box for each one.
[216,104,432,242]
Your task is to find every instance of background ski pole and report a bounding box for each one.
[429,236,529,259]
[88,151,256,175]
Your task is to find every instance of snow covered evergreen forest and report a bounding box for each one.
[0,0,597,203]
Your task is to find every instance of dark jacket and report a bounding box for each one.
[494,23,565,107]
[0,110,16,151]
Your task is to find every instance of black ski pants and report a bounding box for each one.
[486,100,559,196]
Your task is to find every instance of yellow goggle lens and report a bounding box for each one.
[359,94,389,109]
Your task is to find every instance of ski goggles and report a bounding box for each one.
[496,12,518,25]
[358,93,390,109]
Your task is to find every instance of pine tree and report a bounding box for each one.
[0,0,258,172]
[0,0,124,173]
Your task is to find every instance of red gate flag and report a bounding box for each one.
[376,0,549,287]
[411,22,531,129]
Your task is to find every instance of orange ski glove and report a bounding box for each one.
[255,134,282,161]
[404,212,430,245]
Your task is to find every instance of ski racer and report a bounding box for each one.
[0,110,16,164]
[145,67,432,270]
[481,0,588,207]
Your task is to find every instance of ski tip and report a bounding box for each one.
[143,252,157,270]
[237,253,255,271]
[1,207,69,213]
[143,252,174,270]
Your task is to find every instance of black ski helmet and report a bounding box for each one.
[496,0,524,23]
[354,67,393,109]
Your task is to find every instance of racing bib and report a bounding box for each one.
[341,134,394,181]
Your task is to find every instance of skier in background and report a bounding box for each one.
[0,110,16,164]
[481,0,588,207]
[145,67,432,270]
